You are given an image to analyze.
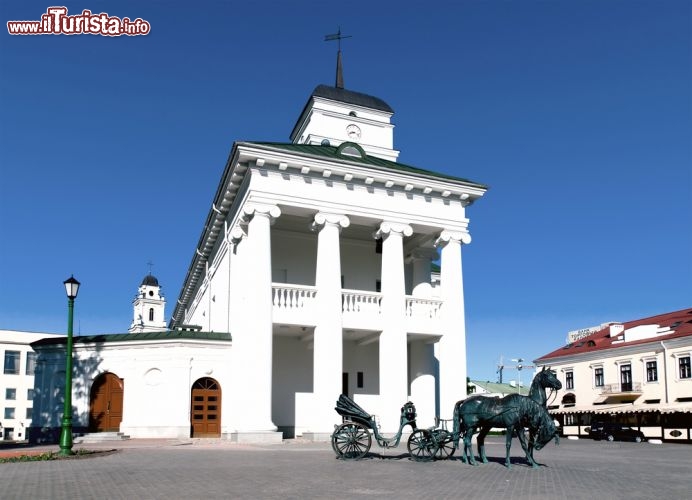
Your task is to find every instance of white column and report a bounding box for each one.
[376,221,412,431]
[435,229,472,420]
[409,340,436,427]
[410,248,437,297]
[228,203,280,432]
[311,212,349,431]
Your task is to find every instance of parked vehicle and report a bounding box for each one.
[589,422,646,443]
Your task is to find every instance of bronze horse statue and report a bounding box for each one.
[453,367,562,468]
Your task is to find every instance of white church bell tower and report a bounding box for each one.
[129,274,167,333]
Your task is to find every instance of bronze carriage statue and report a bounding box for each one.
[331,394,438,461]
[331,368,562,467]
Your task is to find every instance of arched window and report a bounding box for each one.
[562,393,576,407]
[148,308,154,321]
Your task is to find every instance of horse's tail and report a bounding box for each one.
[452,399,465,447]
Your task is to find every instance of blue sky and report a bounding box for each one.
[1,1,690,383]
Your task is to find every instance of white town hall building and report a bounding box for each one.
[30,78,487,442]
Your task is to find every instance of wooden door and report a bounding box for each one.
[89,373,124,432]
[191,378,221,437]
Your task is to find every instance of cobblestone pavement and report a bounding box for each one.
[1,437,691,499]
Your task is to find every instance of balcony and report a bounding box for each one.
[271,284,317,326]
[405,296,442,334]
[601,382,643,394]
[342,289,383,329]
[271,283,442,334]
[599,382,643,403]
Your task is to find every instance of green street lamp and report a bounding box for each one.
[59,275,80,456]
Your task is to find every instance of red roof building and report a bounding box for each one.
[534,308,692,441]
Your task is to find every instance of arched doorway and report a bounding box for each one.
[89,372,124,432]
[191,377,221,438]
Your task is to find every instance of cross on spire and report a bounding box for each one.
[324,27,351,89]
[147,260,154,275]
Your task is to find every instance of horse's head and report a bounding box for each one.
[533,411,560,451]
[538,366,562,391]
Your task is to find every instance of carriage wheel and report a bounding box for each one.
[331,422,371,459]
[433,429,456,459]
[407,429,438,462]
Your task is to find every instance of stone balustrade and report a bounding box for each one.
[271,284,441,333]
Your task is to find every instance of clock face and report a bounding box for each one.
[346,124,361,140]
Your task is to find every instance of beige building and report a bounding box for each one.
[534,308,692,441]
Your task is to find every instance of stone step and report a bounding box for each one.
[74,432,130,443]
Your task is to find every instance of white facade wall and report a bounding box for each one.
[271,230,317,285]
[0,330,63,441]
[32,339,232,440]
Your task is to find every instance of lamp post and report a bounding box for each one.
[59,275,80,456]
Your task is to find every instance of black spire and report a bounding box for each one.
[336,49,344,89]
[324,27,351,89]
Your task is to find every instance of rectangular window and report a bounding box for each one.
[680,356,691,379]
[646,361,658,382]
[620,364,633,391]
[26,351,37,375]
[4,407,15,419]
[565,371,574,390]
[594,367,604,387]
[357,371,364,388]
[26,407,33,420]
[5,388,16,400]
[375,280,381,293]
[375,238,383,254]
[4,351,20,374]
[27,389,35,401]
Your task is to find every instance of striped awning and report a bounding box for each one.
[549,402,692,415]
[549,404,623,415]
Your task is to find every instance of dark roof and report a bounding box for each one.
[311,84,394,113]
[246,142,487,188]
[535,308,692,362]
[141,274,159,287]
[31,330,231,348]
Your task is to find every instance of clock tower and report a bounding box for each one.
[290,84,400,162]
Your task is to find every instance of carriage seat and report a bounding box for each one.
[335,394,375,427]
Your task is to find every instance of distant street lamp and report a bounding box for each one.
[59,275,80,456]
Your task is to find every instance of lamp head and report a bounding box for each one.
[63,275,80,300]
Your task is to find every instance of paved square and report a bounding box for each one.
[2,437,690,499]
